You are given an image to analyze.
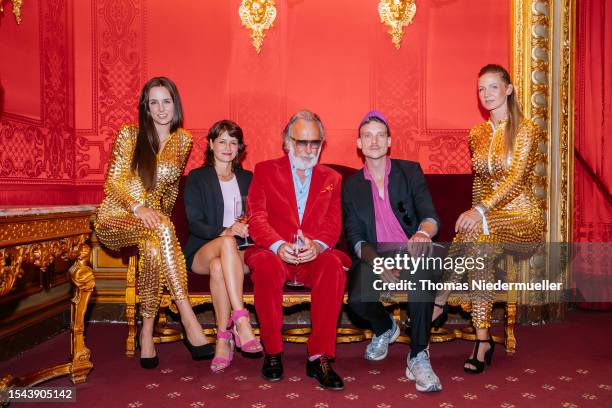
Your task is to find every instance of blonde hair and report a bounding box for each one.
[478,64,523,161]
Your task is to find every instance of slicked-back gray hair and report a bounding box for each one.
[282,110,325,151]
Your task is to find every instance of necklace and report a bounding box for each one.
[217,169,234,181]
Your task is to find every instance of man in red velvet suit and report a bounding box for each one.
[245,110,348,390]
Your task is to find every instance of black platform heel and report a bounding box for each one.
[431,303,449,329]
[463,337,495,374]
[137,332,159,369]
[182,330,215,360]
[140,354,159,369]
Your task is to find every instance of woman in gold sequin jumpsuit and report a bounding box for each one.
[432,65,544,373]
[95,77,214,368]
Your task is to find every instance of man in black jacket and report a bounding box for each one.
[341,111,442,392]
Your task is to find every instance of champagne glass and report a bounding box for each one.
[286,231,305,287]
[234,196,253,248]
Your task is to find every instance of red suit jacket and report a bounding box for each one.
[245,155,348,357]
[247,155,342,250]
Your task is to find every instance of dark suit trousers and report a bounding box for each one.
[246,248,346,358]
[348,258,435,356]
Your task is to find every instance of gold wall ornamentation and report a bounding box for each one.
[239,0,277,54]
[512,0,550,130]
[511,1,551,221]
[378,0,416,49]
[511,0,575,321]
[511,0,552,314]
[559,0,575,243]
[0,0,23,24]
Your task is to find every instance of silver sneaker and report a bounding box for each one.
[365,317,400,361]
[406,349,442,392]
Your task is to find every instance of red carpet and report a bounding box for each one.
[2,310,611,407]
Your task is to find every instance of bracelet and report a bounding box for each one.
[131,203,143,214]
[414,230,431,239]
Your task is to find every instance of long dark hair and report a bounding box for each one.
[204,120,246,170]
[478,64,523,162]
[131,77,184,190]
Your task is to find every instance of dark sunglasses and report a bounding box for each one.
[397,201,412,227]
[290,137,322,150]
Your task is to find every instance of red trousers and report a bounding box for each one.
[245,248,347,358]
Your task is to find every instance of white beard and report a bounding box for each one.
[288,143,320,170]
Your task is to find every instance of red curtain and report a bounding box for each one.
[574,0,612,310]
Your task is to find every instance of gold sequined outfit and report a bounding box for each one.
[95,125,193,318]
[447,118,544,328]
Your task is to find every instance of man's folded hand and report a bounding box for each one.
[278,242,299,264]
[297,236,322,263]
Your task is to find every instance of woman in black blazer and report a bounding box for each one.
[183,120,262,372]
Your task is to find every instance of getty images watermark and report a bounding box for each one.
[355,242,609,304]
[370,250,563,292]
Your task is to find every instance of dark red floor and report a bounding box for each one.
[2,310,611,407]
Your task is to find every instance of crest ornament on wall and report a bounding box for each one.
[378,0,416,49]
[239,0,277,54]
[0,0,24,24]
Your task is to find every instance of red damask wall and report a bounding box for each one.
[0,0,78,204]
[0,0,509,205]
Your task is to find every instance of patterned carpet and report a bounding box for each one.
[2,310,611,408]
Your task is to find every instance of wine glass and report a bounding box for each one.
[233,196,253,248]
[286,231,305,287]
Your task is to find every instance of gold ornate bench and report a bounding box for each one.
[123,253,521,356]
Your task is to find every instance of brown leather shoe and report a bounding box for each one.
[306,356,344,391]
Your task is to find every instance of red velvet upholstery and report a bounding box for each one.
[170,168,473,294]
[424,174,473,242]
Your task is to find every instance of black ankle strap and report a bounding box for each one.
[434,303,445,309]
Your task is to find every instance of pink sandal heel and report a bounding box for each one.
[227,309,263,354]
[210,330,234,372]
